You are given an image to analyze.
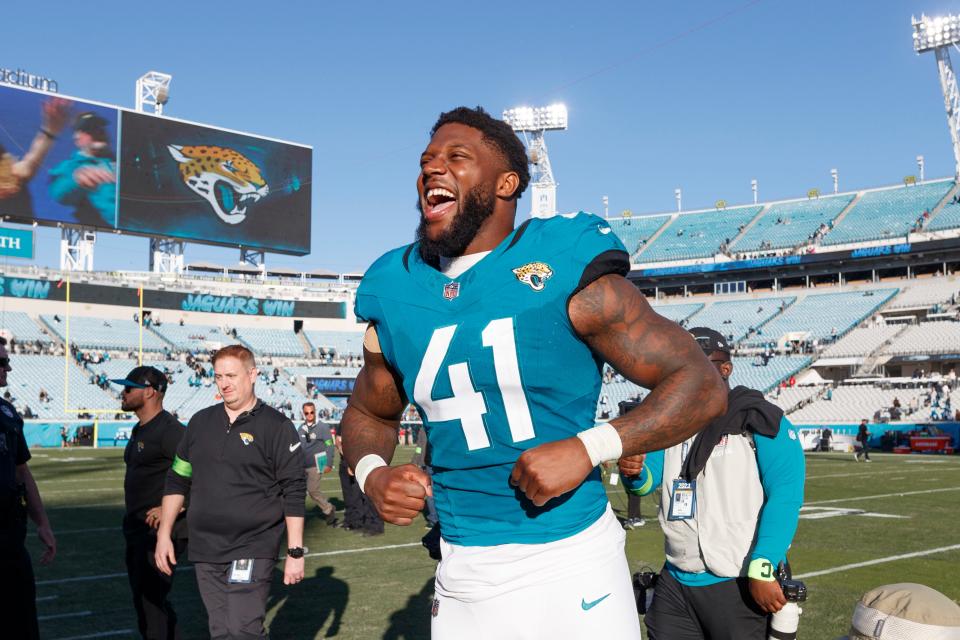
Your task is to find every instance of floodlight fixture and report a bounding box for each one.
[503,103,568,218]
[502,103,568,132]
[135,71,173,116]
[913,15,960,177]
[913,14,960,53]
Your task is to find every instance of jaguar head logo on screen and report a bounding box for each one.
[167,144,269,225]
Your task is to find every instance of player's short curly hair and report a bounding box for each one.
[430,106,530,200]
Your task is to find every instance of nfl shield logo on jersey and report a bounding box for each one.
[442,282,460,300]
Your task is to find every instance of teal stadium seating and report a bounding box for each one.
[822,180,953,245]
[638,206,762,263]
[734,195,853,251]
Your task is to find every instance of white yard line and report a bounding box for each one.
[796,544,960,579]
[49,630,133,640]
[37,542,424,586]
[38,610,92,621]
[807,468,960,480]
[804,485,960,506]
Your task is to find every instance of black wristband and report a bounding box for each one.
[40,129,57,140]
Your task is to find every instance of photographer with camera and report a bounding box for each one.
[621,328,805,640]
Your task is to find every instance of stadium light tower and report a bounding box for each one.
[917,154,925,181]
[831,168,838,194]
[134,72,185,273]
[675,188,682,213]
[751,179,758,204]
[914,14,960,178]
[136,71,172,115]
[503,104,567,218]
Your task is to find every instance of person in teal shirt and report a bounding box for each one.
[622,327,805,640]
[48,112,116,227]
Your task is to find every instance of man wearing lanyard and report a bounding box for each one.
[621,327,805,640]
[298,402,338,526]
[155,345,306,639]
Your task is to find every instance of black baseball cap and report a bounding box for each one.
[110,366,168,393]
[74,112,108,136]
[689,327,731,356]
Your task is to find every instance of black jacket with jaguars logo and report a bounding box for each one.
[164,400,305,563]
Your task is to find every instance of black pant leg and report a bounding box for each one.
[339,464,362,528]
[125,531,180,640]
[685,577,768,640]
[196,559,273,639]
[644,568,705,640]
[627,494,642,519]
[0,545,39,640]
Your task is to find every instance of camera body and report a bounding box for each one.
[780,579,807,603]
[632,570,659,614]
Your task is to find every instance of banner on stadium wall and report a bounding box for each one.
[0,226,33,258]
[0,275,346,319]
[0,84,312,255]
[309,376,356,395]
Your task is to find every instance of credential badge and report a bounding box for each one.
[442,282,460,300]
[513,262,554,292]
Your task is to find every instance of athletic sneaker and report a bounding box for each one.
[623,518,646,530]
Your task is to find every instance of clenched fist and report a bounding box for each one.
[510,437,594,507]
[364,464,432,526]
[618,454,646,478]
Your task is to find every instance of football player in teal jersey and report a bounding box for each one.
[341,106,727,638]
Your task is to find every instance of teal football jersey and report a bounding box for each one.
[355,212,630,545]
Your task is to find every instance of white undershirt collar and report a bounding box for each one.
[439,251,491,279]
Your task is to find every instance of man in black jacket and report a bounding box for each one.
[114,366,186,640]
[155,345,306,639]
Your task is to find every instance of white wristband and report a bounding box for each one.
[355,454,388,494]
[576,423,624,467]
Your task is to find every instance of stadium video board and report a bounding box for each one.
[0,84,120,227]
[0,84,312,255]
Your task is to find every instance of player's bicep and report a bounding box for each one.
[347,328,407,422]
[569,274,702,388]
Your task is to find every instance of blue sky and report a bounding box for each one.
[3,0,959,273]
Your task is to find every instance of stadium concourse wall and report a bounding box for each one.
[0,276,364,331]
[795,422,960,450]
[25,420,135,448]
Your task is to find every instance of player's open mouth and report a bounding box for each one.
[424,187,458,220]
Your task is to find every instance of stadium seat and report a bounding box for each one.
[40,315,168,352]
[0,311,53,344]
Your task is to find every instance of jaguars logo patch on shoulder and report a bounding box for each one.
[512,262,553,291]
[239,432,255,446]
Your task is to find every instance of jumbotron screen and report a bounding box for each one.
[0,84,312,255]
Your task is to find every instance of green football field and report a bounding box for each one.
[26,447,960,639]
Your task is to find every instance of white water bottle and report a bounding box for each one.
[768,601,801,640]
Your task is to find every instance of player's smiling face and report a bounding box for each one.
[417,123,497,241]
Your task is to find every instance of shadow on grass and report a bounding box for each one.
[382,576,434,640]
[269,565,349,638]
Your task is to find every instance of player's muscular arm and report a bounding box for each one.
[341,346,404,468]
[511,274,726,507]
[570,274,727,454]
[341,328,432,525]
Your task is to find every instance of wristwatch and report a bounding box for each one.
[287,546,306,559]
